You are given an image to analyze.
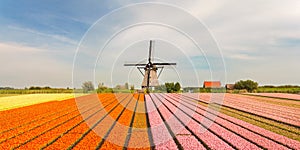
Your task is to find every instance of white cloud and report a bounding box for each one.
[1,0,300,87]
[73,0,300,87]
[0,42,73,88]
[8,25,78,45]
[0,42,43,53]
[72,3,227,87]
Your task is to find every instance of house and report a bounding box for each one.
[203,81,221,88]
[225,84,235,90]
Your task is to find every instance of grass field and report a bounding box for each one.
[257,87,300,94]
[0,94,21,98]
[0,89,74,94]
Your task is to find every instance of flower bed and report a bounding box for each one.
[0,93,299,149]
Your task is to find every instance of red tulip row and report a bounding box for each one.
[0,98,98,147]
[0,94,124,149]
[46,94,128,149]
[63,93,150,150]
[29,95,115,150]
[10,94,115,149]
[126,95,149,149]
[0,100,75,132]
[73,103,127,149]
[101,98,136,150]
[0,99,81,149]
[0,94,111,137]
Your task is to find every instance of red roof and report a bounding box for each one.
[203,81,221,88]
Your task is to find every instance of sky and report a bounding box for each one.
[0,0,299,89]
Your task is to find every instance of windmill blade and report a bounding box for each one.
[152,62,176,66]
[124,63,147,66]
[157,66,164,78]
[146,67,151,91]
[148,40,153,63]
[137,67,145,76]
[152,40,155,62]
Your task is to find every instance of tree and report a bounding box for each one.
[130,85,135,93]
[82,81,94,93]
[174,82,181,92]
[130,85,134,91]
[98,82,104,88]
[97,82,114,93]
[165,82,175,93]
[29,86,41,90]
[234,80,258,92]
[115,85,121,90]
[125,82,129,90]
[97,82,107,93]
[165,82,181,93]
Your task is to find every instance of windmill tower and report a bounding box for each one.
[124,40,176,92]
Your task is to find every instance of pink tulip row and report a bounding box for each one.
[225,94,300,116]
[147,94,203,149]
[189,93,300,126]
[249,93,300,101]
[179,93,300,149]
[221,96,300,126]
[195,93,299,116]
[225,94,300,126]
[155,94,261,150]
[145,94,179,149]
[172,94,298,149]
[147,94,232,149]
[147,93,300,149]
[152,95,207,150]
[215,109,300,150]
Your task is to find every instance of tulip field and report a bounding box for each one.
[247,93,300,101]
[0,94,76,111]
[0,93,299,149]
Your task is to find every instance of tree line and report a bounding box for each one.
[81,81,182,93]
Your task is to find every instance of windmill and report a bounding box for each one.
[124,40,176,93]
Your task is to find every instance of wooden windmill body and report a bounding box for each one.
[124,40,176,92]
[141,66,159,88]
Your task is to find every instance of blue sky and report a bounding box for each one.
[0,0,299,88]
